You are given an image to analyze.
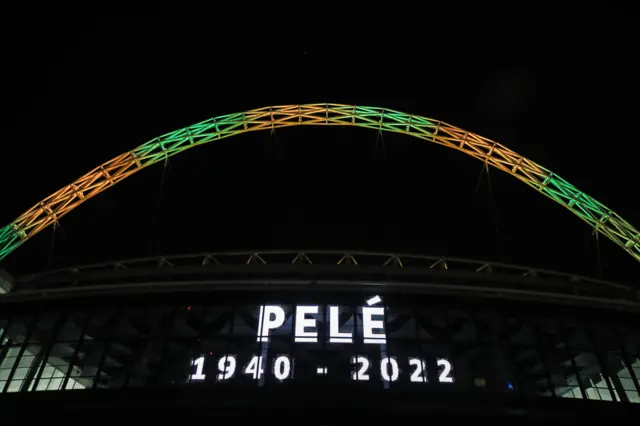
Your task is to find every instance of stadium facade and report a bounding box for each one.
[1,251,639,419]
[1,104,639,419]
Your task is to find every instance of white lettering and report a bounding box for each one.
[217,355,236,381]
[294,305,319,343]
[362,306,386,344]
[244,355,264,379]
[273,355,292,381]
[190,356,206,381]
[188,354,454,383]
[437,358,454,383]
[366,295,382,306]
[380,357,399,382]
[409,357,427,383]
[351,355,370,381]
[257,305,285,342]
[329,306,353,343]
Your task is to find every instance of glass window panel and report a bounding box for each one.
[30,311,61,343]
[541,324,586,400]
[0,319,9,341]
[12,367,29,381]
[585,387,600,400]
[18,348,38,369]
[558,385,582,399]
[64,376,87,390]
[78,339,105,378]
[465,343,513,392]
[474,311,503,343]
[513,347,551,396]
[173,305,205,338]
[0,345,21,369]
[4,344,41,392]
[507,320,536,347]
[36,378,50,391]
[0,369,11,381]
[447,310,477,342]
[116,338,143,388]
[70,380,86,389]
[618,360,640,405]
[618,363,633,379]
[583,377,606,401]
[3,315,35,345]
[618,326,640,356]
[6,379,22,392]
[0,345,21,392]
[537,317,576,351]
[415,309,446,340]
[38,342,74,391]
[602,351,640,402]
[536,317,561,337]
[231,305,261,337]
[85,308,119,340]
[175,304,236,339]
[565,325,593,351]
[147,305,176,339]
[28,361,43,391]
[620,377,635,390]
[176,305,237,339]
[56,311,89,342]
[62,339,106,390]
[593,324,618,352]
[575,352,612,402]
[386,307,416,339]
[596,385,614,401]
[575,352,600,374]
[154,339,197,387]
[114,308,145,340]
[204,306,233,337]
[126,339,167,388]
[0,298,637,400]
[98,340,131,390]
[47,377,64,391]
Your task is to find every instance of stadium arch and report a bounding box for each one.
[1,104,638,264]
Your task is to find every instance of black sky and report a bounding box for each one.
[2,17,638,285]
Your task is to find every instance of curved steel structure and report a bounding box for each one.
[1,104,639,264]
[7,250,640,312]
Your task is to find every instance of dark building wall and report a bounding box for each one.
[1,289,639,415]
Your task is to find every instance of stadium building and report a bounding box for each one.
[1,105,639,420]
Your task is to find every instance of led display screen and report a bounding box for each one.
[185,295,456,387]
[1,290,639,403]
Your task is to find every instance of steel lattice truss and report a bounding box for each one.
[1,104,639,264]
[8,251,640,312]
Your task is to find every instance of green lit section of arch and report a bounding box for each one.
[1,104,638,265]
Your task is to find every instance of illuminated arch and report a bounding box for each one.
[1,104,638,264]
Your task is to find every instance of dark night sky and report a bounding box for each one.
[2,17,638,285]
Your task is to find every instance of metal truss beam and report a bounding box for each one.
[1,104,638,265]
[11,250,639,299]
